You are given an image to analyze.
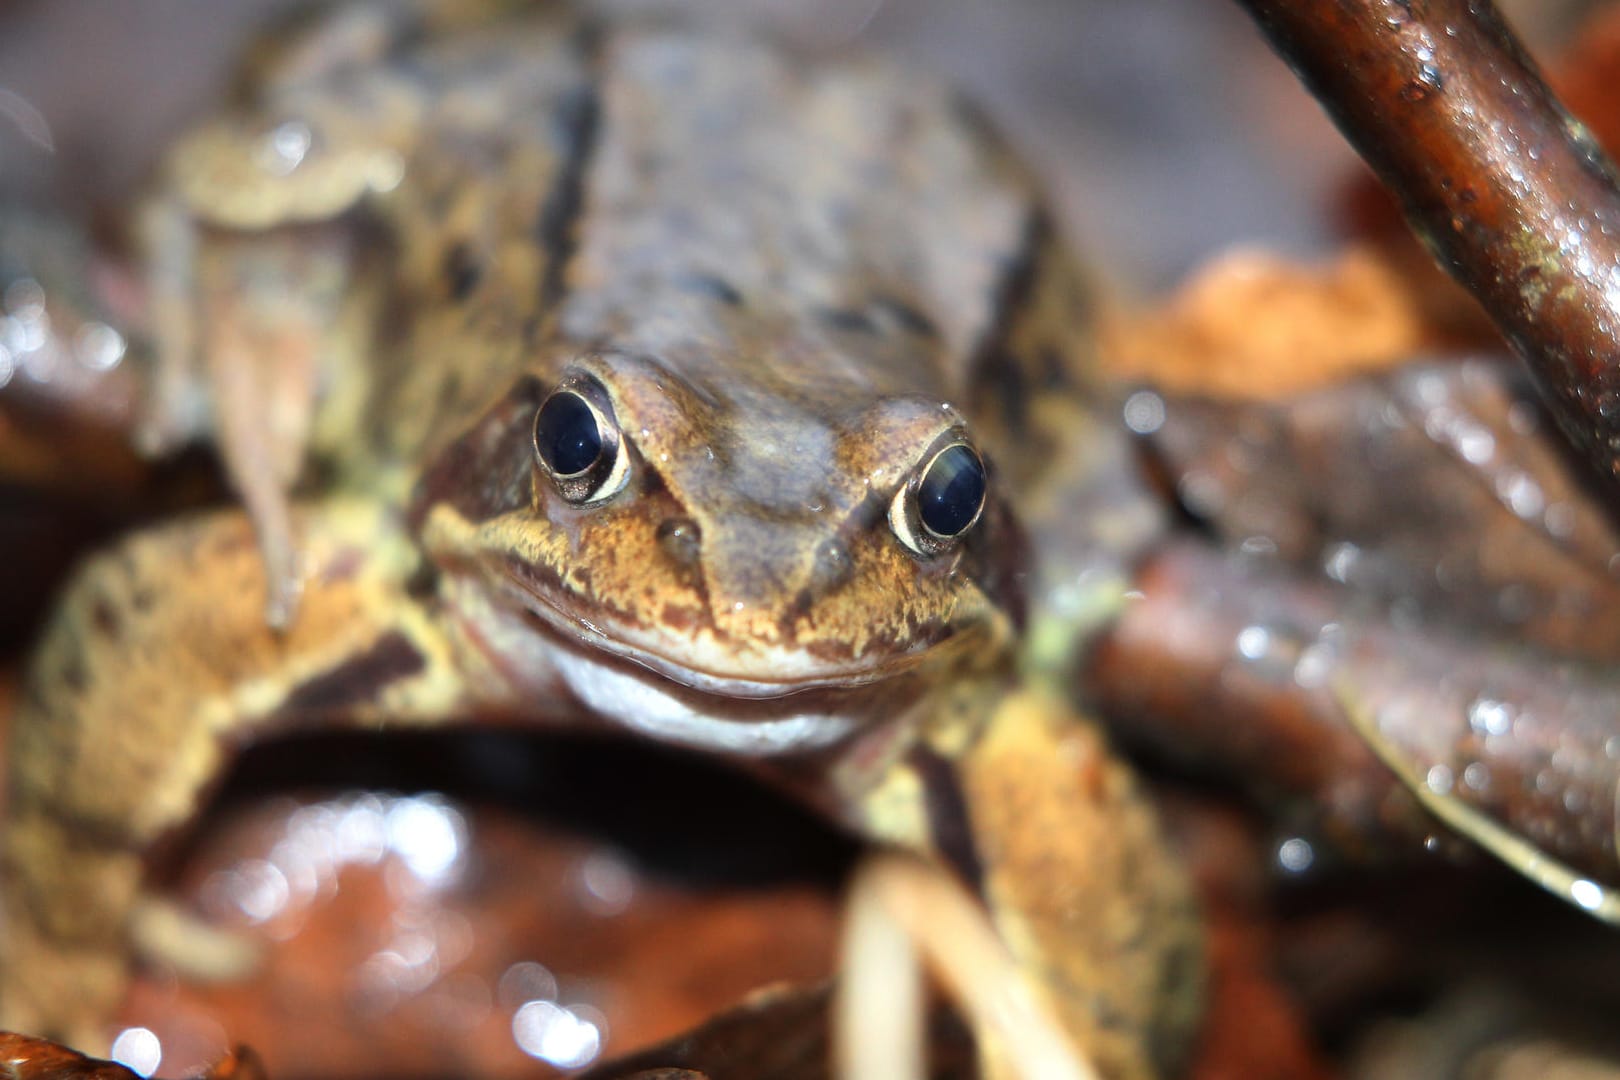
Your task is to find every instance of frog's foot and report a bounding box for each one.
[836,852,1098,1080]
[2,920,129,1056]
[849,688,1203,1080]
[1,502,471,1040]
[1,808,146,1052]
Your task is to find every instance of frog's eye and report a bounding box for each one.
[533,381,629,503]
[889,441,987,556]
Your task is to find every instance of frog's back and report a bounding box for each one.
[189,10,1094,484]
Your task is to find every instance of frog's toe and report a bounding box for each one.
[129,895,263,986]
[0,923,129,1054]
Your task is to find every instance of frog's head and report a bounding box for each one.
[416,350,1022,753]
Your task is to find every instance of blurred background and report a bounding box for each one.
[5,3,1620,1079]
[0,0,1597,292]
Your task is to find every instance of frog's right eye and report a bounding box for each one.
[533,381,629,504]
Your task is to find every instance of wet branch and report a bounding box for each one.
[1235,0,1620,484]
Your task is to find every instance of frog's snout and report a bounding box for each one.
[652,506,854,602]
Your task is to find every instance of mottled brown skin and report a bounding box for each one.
[0,9,1198,1075]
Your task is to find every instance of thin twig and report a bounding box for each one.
[835,854,1098,1080]
[1236,0,1620,485]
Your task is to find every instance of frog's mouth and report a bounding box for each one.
[473,547,996,704]
[509,574,958,701]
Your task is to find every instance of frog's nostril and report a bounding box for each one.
[810,538,853,596]
[657,517,703,568]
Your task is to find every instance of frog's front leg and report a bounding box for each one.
[849,689,1202,1080]
[1,499,473,1047]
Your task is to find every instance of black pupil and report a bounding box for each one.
[536,391,603,477]
[917,444,986,538]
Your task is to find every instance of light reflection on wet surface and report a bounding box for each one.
[109,1026,162,1077]
[512,999,605,1069]
[122,762,843,1079]
[202,793,469,928]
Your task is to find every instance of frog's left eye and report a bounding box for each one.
[533,381,630,504]
[889,441,987,556]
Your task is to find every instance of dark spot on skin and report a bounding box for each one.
[809,537,853,596]
[906,744,985,895]
[817,306,880,335]
[438,370,463,410]
[90,596,120,638]
[1038,347,1070,390]
[675,272,743,306]
[657,517,703,568]
[870,295,940,339]
[442,241,482,300]
[989,354,1029,431]
[280,631,426,716]
[59,646,88,694]
[841,488,890,534]
[783,538,856,629]
[404,559,440,601]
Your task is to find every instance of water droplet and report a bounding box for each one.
[1455,422,1495,464]
[1495,470,1545,519]
[73,322,125,371]
[1496,584,1533,622]
[512,1000,604,1069]
[1122,390,1165,435]
[1411,370,1448,407]
[577,849,636,916]
[1544,501,1577,538]
[1507,400,1539,435]
[1235,625,1271,662]
[227,858,291,923]
[1468,697,1512,737]
[1,312,46,355]
[1177,470,1224,516]
[386,795,466,886]
[259,120,313,175]
[3,278,45,319]
[498,961,559,1009]
[1571,878,1607,912]
[1239,535,1278,558]
[1292,642,1334,689]
[110,1028,162,1077]
[1323,541,1362,584]
[1425,764,1455,795]
[1463,762,1491,791]
[0,343,12,388]
[1276,836,1314,873]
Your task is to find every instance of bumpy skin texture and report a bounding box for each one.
[2,7,1198,1073]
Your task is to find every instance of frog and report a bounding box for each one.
[0,6,1201,1077]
